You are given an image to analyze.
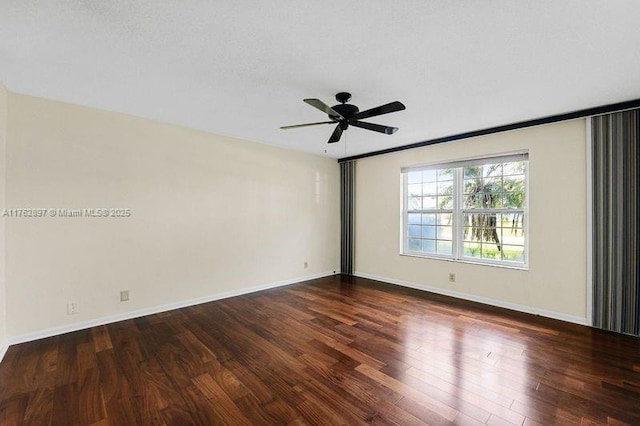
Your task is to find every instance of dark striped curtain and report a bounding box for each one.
[592,108,640,335]
[340,161,356,275]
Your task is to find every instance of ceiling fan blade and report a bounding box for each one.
[304,98,344,119]
[351,120,398,135]
[328,125,343,143]
[352,101,406,120]
[280,120,335,129]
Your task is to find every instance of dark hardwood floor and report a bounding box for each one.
[1,275,640,425]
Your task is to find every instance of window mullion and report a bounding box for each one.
[453,167,463,260]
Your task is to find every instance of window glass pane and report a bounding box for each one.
[481,243,500,259]
[501,213,524,244]
[421,213,436,225]
[502,226,525,239]
[408,238,421,251]
[408,197,422,210]
[422,225,436,239]
[487,194,502,209]
[408,225,421,238]
[422,239,436,253]
[463,212,478,226]
[423,196,437,209]
[481,226,499,243]
[503,192,524,209]
[423,182,437,195]
[463,213,501,244]
[437,169,453,180]
[504,174,524,191]
[408,171,422,184]
[470,187,501,208]
[422,213,436,225]
[422,169,437,182]
[503,161,525,175]
[464,193,485,209]
[437,225,452,239]
[502,212,524,228]
[463,242,481,258]
[408,213,421,225]
[504,177,525,210]
[484,177,502,192]
[464,179,480,194]
[437,240,452,255]
[502,245,525,262]
[437,213,452,225]
[408,183,422,196]
[483,163,502,178]
[464,166,482,179]
[438,195,453,209]
[467,191,504,209]
[437,180,453,195]
[503,211,524,228]
[462,227,475,242]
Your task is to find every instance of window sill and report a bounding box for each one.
[400,252,529,271]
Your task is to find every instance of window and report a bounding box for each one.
[402,153,528,268]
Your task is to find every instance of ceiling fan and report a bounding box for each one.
[281,92,406,144]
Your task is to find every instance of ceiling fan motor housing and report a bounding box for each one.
[330,104,359,122]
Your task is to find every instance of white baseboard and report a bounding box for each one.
[4,271,336,353]
[354,272,587,326]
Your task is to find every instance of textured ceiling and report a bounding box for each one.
[1,1,639,158]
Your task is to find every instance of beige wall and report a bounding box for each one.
[6,94,340,336]
[355,120,587,321]
[0,89,587,340]
[0,83,7,349]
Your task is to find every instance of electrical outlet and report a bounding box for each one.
[448,273,456,283]
[304,261,308,269]
[67,302,79,315]
[120,290,130,302]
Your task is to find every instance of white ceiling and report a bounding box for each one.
[1,1,639,159]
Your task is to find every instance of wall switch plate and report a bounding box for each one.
[67,302,78,315]
[120,290,130,302]
[449,273,456,283]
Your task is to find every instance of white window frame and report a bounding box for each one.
[400,152,529,270]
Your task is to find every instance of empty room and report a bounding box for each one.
[1,1,639,425]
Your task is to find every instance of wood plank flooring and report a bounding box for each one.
[1,274,640,425]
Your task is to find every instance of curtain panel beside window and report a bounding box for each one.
[591,108,640,336]
[340,160,356,275]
